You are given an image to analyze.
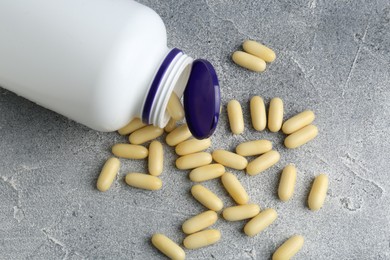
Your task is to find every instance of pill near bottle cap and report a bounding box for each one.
[118,118,146,136]
[175,138,211,156]
[176,152,212,170]
[129,125,164,145]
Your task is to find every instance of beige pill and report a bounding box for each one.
[151,233,185,260]
[244,208,277,237]
[125,173,162,190]
[278,164,297,202]
[176,152,212,170]
[243,40,276,63]
[282,110,315,134]
[232,51,266,72]
[166,124,192,146]
[148,141,163,176]
[189,164,225,182]
[227,100,244,134]
[117,118,146,135]
[175,138,211,156]
[246,150,280,176]
[96,157,120,192]
[212,150,248,170]
[222,204,260,221]
[308,174,328,211]
[284,125,318,149]
[183,229,221,249]
[221,172,249,205]
[236,140,272,157]
[167,92,185,121]
[272,235,304,260]
[268,97,284,132]
[250,96,267,131]
[111,143,148,159]
[129,125,164,145]
[164,117,177,133]
[191,184,224,211]
[182,211,218,234]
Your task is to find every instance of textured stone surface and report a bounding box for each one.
[1,0,390,259]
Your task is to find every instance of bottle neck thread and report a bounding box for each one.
[142,48,193,127]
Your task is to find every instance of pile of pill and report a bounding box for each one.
[95,53,329,259]
[232,40,276,72]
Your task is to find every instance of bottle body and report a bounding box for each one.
[0,0,170,131]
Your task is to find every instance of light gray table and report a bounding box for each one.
[1,0,389,259]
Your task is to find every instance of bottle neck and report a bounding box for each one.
[142,48,193,127]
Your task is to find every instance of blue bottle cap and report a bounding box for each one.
[184,59,220,139]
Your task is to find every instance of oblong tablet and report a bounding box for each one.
[111,143,148,159]
[227,100,244,134]
[278,164,297,201]
[222,204,260,221]
[272,235,304,260]
[183,229,221,249]
[175,138,211,156]
[164,118,177,133]
[148,141,163,176]
[129,125,164,145]
[236,140,272,157]
[176,152,212,170]
[125,173,162,190]
[118,118,146,135]
[189,164,225,182]
[244,208,277,237]
[221,172,249,205]
[191,184,224,211]
[243,40,276,63]
[167,92,185,121]
[284,125,318,149]
[246,150,280,176]
[308,174,328,211]
[96,157,120,192]
[212,150,248,170]
[282,110,315,134]
[151,233,185,260]
[232,51,266,72]
[250,96,266,131]
[182,211,218,234]
[166,124,192,146]
[268,98,284,132]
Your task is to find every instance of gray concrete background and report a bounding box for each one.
[1,0,389,259]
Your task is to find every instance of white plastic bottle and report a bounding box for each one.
[0,0,220,139]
